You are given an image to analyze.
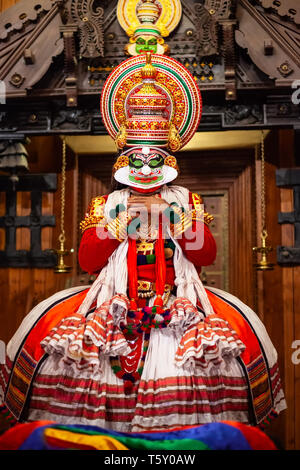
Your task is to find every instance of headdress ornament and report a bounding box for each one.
[117,0,182,56]
[101,1,202,190]
[100,52,202,152]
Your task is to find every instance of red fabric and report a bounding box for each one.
[0,421,54,450]
[128,237,138,300]
[177,191,216,267]
[78,190,217,274]
[137,262,175,284]
[78,228,121,274]
[155,220,166,296]
[178,222,216,267]
[223,421,277,450]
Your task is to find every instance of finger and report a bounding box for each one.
[128,203,146,209]
[128,207,142,214]
[129,197,148,203]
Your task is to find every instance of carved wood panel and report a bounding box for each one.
[200,191,229,291]
[0,1,64,92]
[236,0,300,83]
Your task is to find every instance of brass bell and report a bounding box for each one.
[54,234,74,274]
[253,229,274,271]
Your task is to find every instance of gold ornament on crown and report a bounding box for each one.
[114,52,182,152]
[164,154,179,172]
[113,154,130,173]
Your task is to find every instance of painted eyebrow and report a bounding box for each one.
[146,154,163,162]
[130,154,145,161]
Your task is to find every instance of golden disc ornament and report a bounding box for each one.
[100,53,202,151]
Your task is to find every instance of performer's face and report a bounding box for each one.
[129,151,164,187]
[135,35,158,54]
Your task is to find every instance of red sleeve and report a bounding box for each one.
[176,191,217,268]
[78,226,121,274]
[177,222,217,267]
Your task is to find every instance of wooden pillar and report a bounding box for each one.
[254,129,296,449]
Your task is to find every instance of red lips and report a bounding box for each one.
[134,175,159,183]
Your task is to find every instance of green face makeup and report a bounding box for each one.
[128,153,164,186]
[148,154,164,168]
[135,36,158,54]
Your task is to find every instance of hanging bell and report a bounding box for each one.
[253,229,274,271]
[54,234,74,273]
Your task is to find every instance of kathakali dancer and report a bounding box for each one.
[0,0,286,433]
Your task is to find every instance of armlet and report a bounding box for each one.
[191,192,214,225]
[79,196,106,233]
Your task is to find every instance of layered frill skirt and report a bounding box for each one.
[0,286,286,432]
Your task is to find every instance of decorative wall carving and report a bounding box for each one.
[236,0,300,83]
[224,104,263,126]
[258,0,300,26]
[0,0,299,132]
[220,19,237,100]
[52,109,91,130]
[192,3,218,57]
[180,0,236,58]
[70,0,104,58]
[0,1,64,93]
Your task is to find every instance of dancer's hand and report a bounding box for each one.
[128,195,169,218]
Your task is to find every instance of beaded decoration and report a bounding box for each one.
[110,304,172,391]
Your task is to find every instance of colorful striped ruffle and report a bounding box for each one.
[0,420,277,451]
[1,286,286,430]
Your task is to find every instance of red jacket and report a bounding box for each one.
[78,191,216,284]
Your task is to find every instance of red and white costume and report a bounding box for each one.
[0,185,286,432]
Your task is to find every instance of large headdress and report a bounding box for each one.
[101,1,202,190]
[117,0,182,56]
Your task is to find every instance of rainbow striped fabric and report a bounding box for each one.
[0,420,277,450]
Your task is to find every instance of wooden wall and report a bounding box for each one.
[0,136,78,344]
[0,137,112,345]
[256,130,299,450]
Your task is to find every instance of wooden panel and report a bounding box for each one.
[41,191,54,251]
[0,0,19,13]
[201,192,229,291]
[294,264,300,450]
[255,130,296,449]
[0,137,79,344]
[228,165,256,309]
[280,188,295,450]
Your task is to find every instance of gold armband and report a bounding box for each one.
[171,206,192,238]
[106,211,131,242]
[79,196,106,233]
[191,193,214,225]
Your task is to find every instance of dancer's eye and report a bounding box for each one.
[148,155,164,168]
[129,155,144,169]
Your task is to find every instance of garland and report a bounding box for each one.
[110,305,171,391]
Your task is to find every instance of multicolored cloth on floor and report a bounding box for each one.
[0,420,277,450]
